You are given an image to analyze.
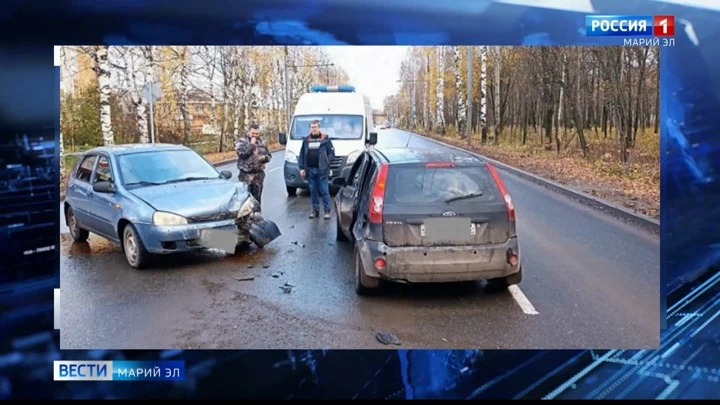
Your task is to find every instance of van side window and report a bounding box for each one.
[75,155,97,183]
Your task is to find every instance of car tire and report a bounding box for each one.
[286,186,297,196]
[336,215,349,242]
[488,267,523,288]
[122,223,152,269]
[354,244,379,295]
[66,206,89,243]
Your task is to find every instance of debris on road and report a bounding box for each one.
[375,331,401,346]
[279,282,294,294]
[290,241,305,248]
[284,282,295,288]
[442,338,448,342]
[271,271,284,278]
[236,275,255,282]
[247,264,254,269]
[262,264,270,268]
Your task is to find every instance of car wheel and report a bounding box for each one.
[336,215,349,242]
[122,223,151,269]
[488,267,523,288]
[354,244,379,295]
[66,206,89,243]
[286,186,297,196]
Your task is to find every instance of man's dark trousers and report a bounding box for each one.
[307,167,331,213]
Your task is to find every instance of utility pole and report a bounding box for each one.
[283,59,335,132]
[466,46,473,146]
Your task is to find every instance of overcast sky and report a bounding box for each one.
[322,46,410,110]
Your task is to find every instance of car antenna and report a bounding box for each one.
[404,134,413,148]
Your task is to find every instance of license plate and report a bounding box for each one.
[199,228,237,253]
[420,217,474,242]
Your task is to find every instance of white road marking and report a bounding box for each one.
[267,167,280,173]
[508,285,539,315]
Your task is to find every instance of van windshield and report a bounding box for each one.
[290,115,364,140]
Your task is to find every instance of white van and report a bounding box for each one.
[278,85,377,196]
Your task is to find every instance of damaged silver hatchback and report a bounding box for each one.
[63,144,281,269]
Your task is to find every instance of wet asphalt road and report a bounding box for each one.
[58,129,660,350]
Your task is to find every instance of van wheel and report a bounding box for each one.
[488,267,523,288]
[354,245,379,295]
[286,186,297,196]
[336,215,349,242]
[122,224,152,269]
[66,206,89,243]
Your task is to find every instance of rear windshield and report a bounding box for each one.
[385,165,502,205]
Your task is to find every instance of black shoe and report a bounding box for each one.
[309,211,319,219]
[323,210,331,219]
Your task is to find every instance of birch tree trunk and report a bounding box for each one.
[454,46,467,137]
[92,46,114,146]
[434,46,445,133]
[141,46,155,143]
[479,46,488,144]
[122,48,149,143]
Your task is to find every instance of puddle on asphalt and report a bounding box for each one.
[61,233,120,255]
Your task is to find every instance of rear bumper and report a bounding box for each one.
[357,238,521,283]
[284,159,352,188]
[134,218,247,254]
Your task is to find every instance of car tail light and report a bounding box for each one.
[369,163,389,224]
[486,162,516,222]
[374,258,386,269]
[426,162,454,168]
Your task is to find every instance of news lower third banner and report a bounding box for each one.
[53,360,185,381]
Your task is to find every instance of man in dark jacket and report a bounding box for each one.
[298,120,335,219]
[235,124,272,207]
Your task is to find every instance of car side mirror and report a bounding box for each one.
[93,181,115,193]
[220,170,232,179]
[367,132,378,145]
[279,132,287,145]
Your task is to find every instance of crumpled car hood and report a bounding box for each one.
[130,179,250,218]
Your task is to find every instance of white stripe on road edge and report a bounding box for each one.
[267,167,280,173]
[508,285,539,315]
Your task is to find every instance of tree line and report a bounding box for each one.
[60,46,351,173]
[384,46,659,164]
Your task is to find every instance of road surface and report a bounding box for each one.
[58,129,660,350]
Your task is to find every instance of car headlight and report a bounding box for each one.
[285,150,297,163]
[346,150,361,165]
[237,197,256,218]
[152,211,188,226]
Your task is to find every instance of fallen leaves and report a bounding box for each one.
[423,132,660,219]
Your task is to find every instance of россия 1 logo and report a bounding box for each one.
[585,15,675,46]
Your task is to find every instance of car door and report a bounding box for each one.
[67,154,98,231]
[336,153,368,236]
[350,156,378,235]
[87,154,120,240]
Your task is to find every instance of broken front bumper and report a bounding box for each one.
[357,238,521,283]
[134,212,280,254]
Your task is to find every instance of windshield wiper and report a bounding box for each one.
[163,176,217,184]
[125,181,163,186]
[445,192,483,203]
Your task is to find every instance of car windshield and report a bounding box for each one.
[118,150,220,186]
[386,166,502,205]
[290,114,364,140]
